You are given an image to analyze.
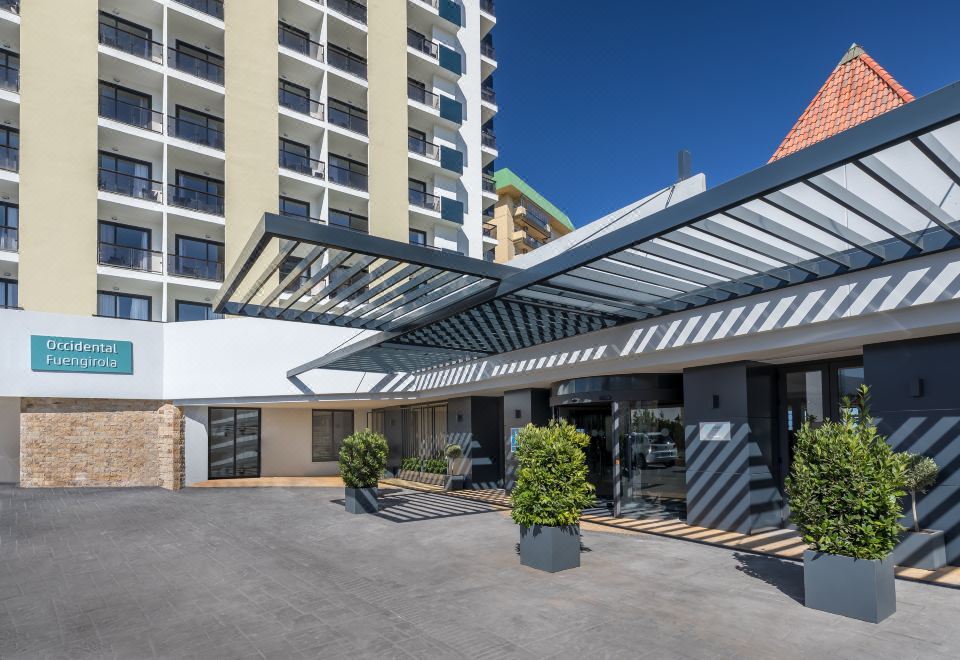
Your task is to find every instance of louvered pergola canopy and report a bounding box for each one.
[213,82,960,376]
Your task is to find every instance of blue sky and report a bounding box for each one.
[492,0,960,227]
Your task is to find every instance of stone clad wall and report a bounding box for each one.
[19,399,184,490]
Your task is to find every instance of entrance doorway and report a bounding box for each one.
[208,408,261,479]
[557,405,613,499]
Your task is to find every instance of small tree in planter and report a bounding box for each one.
[338,430,388,514]
[510,421,595,572]
[444,443,470,491]
[892,454,945,569]
[786,385,906,623]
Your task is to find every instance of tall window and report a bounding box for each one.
[312,410,354,462]
[98,151,154,199]
[98,81,153,129]
[174,235,224,280]
[328,208,368,233]
[278,22,311,54]
[0,48,19,91]
[172,170,224,214]
[327,98,368,134]
[278,79,313,114]
[171,40,224,84]
[176,300,222,322]
[0,126,18,172]
[0,278,16,309]
[97,291,151,321]
[0,202,17,252]
[173,106,224,149]
[208,408,260,479]
[98,221,152,271]
[279,138,314,175]
[328,154,368,190]
[98,12,155,61]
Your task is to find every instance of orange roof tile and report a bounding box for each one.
[769,44,914,162]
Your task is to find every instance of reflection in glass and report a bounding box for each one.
[619,404,686,520]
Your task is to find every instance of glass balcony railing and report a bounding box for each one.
[328,164,368,191]
[168,116,225,150]
[278,25,324,61]
[168,47,224,85]
[0,144,17,172]
[171,0,223,20]
[407,82,440,109]
[0,1,19,15]
[168,254,224,281]
[0,63,18,93]
[327,0,367,24]
[329,211,369,233]
[482,175,496,193]
[481,41,496,59]
[480,0,495,15]
[97,242,163,273]
[99,24,164,64]
[279,150,325,179]
[409,188,440,212]
[407,30,439,59]
[482,224,496,238]
[481,86,496,105]
[327,46,367,79]
[327,103,368,135]
[408,135,440,160]
[168,184,224,215]
[98,168,162,201]
[0,226,16,252]
[515,232,544,251]
[482,131,497,149]
[99,96,163,132]
[278,88,324,120]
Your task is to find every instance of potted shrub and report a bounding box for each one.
[786,385,906,623]
[444,443,470,491]
[510,421,595,572]
[893,454,945,569]
[338,430,388,514]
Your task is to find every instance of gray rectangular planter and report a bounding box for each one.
[892,530,947,570]
[803,550,895,623]
[345,487,378,514]
[519,525,580,572]
[444,475,464,491]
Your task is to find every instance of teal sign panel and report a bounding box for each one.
[30,335,133,374]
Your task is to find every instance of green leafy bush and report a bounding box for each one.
[510,420,595,528]
[400,455,447,474]
[338,430,388,488]
[901,453,939,533]
[444,443,463,459]
[786,386,906,560]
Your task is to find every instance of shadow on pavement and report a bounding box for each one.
[734,552,805,604]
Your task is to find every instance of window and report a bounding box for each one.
[279,255,310,293]
[171,40,224,84]
[172,170,224,214]
[174,235,224,280]
[328,154,368,190]
[175,300,222,322]
[409,228,427,245]
[329,265,369,301]
[98,151,154,199]
[98,12,155,61]
[279,137,314,175]
[327,44,367,79]
[312,410,354,462]
[208,408,260,479]
[278,22,311,54]
[279,79,313,114]
[173,106,224,149]
[0,126,18,172]
[99,81,153,129]
[0,202,17,252]
[328,208,368,233]
[0,278,16,309]
[280,196,311,220]
[98,221,152,271]
[0,48,19,91]
[327,98,368,134]
[97,291,152,321]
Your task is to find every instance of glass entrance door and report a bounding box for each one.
[618,404,686,520]
[556,405,613,501]
[208,408,261,479]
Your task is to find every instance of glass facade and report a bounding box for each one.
[401,403,447,460]
[617,403,686,519]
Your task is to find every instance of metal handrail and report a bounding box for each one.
[99,96,164,133]
[167,184,224,215]
[407,30,439,59]
[409,188,441,211]
[97,242,163,273]
[168,115,225,150]
[168,253,224,281]
[408,135,440,160]
[0,226,16,252]
[168,47,224,85]
[279,149,326,179]
[407,82,440,109]
[327,102,368,135]
[278,24,325,61]
[98,168,162,201]
[278,88,324,120]
[171,0,223,19]
[329,211,370,233]
[98,24,164,64]
[328,164,369,191]
[327,0,368,24]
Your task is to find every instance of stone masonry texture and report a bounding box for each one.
[19,398,184,490]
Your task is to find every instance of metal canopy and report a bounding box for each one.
[214,81,960,375]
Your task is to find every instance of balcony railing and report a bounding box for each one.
[482,175,496,193]
[98,168,162,201]
[278,25,324,61]
[0,144,17,172]
[0,63,18,93]
[168,116,225,150]
[168,47,224,85]
[168,184,224,215]
[328,103,368,135]
[278,88,324,120]
[329,212,369,233]
[327,46,367,79]
[0,226,16,252]
[515,232,544,251]
[414,0,439,9]
[279,150,325,179]
[407,30,439,59]
[99,24,164,64]
[518,196,552,236]
[99,96,163,133]
[328,164,368,191]
[168,254,224,281]
[407,82,440,109]
[409,188,440,212]
[171,0,224,20]
[481,42,496,59]
[327,0,368,24]
[480,0,495,15]
[482,224,495,238]
[97,242,163,273]
[0,1,19,15]
[481,131,496,149]
[408,135,440,160]
[481,86,496,105]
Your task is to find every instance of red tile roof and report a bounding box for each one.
[770,44,914,162]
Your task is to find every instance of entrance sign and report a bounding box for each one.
[509,427,522,453]
[699,421,731,442]
[30,336,133,375]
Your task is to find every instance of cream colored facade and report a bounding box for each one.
[484,171,573,263]
[0,0,497,320]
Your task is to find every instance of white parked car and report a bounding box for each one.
[628,430,679,467]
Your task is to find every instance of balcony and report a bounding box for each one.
[408,135,440,161]
[329,209,369,233]
[407,30,438,59]
[278,24,324,61]
[168,47,224,85]
[480,0,495,14]
[481,86,496,105]
[0,1,19,15]
[278,88,324,120]
[0,144,17,172]
[328,164,368,191]
[482,223,496,238]
[99,24,164,64]
[481,131,496,150]
[279,149,325,179]
[0,63,18,93]
[407,82,440,109]
[517,196,552,237]
[513,231,544,251]
[99,97,163,133]
[327,101,368,135]
[98,169,162,202]
[409,188,440,212]
[168,254,224,281]
[168,116,225,150]
[171,0,224,20]
[97,242,163,273]
[327,0,367,24]
[482,175,496,193]
[0,225,15,252]
[481,41,496,60]
[327,45,367,79]
[168,184,224,215]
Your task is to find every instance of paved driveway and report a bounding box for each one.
[1,484,959,659]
